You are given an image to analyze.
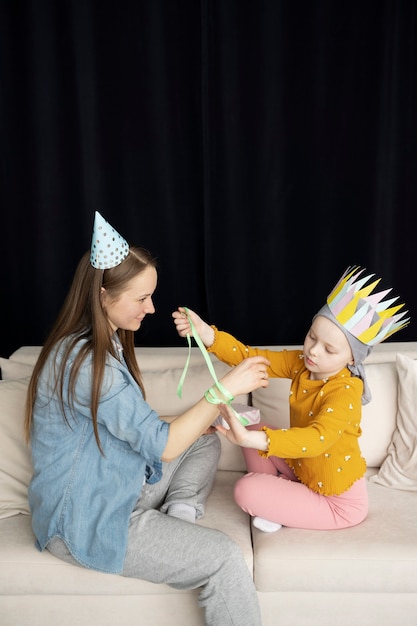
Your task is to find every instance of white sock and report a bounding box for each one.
[167,503,196,524]
[253,516,282,533]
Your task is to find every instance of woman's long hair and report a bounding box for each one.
[24,246,157,453]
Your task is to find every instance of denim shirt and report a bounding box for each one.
[28,337,169,574]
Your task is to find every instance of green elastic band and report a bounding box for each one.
[177,307,225,398]
[177,308,242,420]
[204,383,234,405]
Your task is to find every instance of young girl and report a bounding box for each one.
[173,266,409,533]
[24,212,270,626]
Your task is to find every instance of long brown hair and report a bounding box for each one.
[24,246,157,453]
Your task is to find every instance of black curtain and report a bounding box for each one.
[1,0,416,358]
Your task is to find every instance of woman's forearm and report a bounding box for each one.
[161,397,220,461]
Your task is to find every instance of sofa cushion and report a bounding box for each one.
[359,361,398,467]
[0,378,32,519]
[251,361,398,467]
[0,357,34,380]
[0,357,248,523]
[142,361,242,414]
[0,470,251,595]
[142,361,248,471]
[9,341,417,367]
[370,353,417,490]
[252,469,417,595]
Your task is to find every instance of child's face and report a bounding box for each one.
[303,315,354,380]
[101,265,157,333]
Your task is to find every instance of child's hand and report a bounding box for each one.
[215,403,249,446]
[216,403,269,452]
[172,307,215,347]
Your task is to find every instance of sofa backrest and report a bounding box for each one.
[1,345,251,474]
[4,342,417,473]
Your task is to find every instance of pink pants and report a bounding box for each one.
[235,426,368,530]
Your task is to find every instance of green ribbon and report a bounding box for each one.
[176,307,249,425]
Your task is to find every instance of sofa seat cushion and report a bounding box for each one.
[252,469,417,594]
[0,470,251,595]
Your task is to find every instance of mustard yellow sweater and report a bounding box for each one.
[208,328,367,496]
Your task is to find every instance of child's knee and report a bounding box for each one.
[234,473,257,509]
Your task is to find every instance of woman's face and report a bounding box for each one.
[303,315,354,380]
[101,265,157,332]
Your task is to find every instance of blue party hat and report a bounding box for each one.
[90,211,129,269]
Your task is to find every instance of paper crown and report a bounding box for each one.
[90,211,129,269]
[327,266,409,346]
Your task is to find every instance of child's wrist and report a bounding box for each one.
[202,325,215,347]
[259,428,270,452]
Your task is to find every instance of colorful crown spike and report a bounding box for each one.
[327,266,409,346]
[90,211,129,269]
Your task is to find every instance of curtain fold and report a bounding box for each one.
[1,0,416,357]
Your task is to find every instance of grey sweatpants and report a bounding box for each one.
[48,434,262,625]
[123,433,262,626]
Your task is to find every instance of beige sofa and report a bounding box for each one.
[1,342,417,626]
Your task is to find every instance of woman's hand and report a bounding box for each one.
[162,356,269,461]
[172,307,215,347]
[218,355,270,399]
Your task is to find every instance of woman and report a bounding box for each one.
[24,212,269,626]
